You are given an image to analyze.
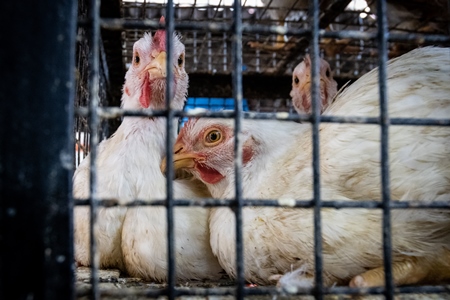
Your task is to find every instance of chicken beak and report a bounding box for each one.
[160,143,204,177]
[299,81,308,93]
[145,51,167,80]
[299,78,325,96]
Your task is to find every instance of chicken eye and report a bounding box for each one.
[326,69,331,78]
[178,54,184,67]
[294,77,299,85]
[204,129,222,145]
[134,54,140,65]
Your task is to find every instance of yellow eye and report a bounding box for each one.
[204,129,222,146]
[294,76,299,85]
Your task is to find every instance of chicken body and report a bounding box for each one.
[169,46,450,287]
[73,26,222,281]
[290,54,338,114]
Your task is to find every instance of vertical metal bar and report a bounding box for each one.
[447,0,450,35]
[309,0,323,298]
[0,0,77,298]
[232,0,245,298]
[335,54,341,77]
[88,0,101,298]
[165,1,176,299]
[194,31,198,72]
[376,0,393,299]
[255,34,260,73]
[223,32,228,72]
[208,32,212,72]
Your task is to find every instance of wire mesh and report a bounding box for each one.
[120,0,450,79]
[73,0,450,299]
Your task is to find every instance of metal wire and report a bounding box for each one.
[376,0,394,298]
[74,198,450,209]
[164,1,176,298]
[308,0,323,298]
[87,0,101,299]
[81,17,450,43]
[232,0,245,298]
[76,283,450,298]
[74,0,450,298]
[75,106,450,126]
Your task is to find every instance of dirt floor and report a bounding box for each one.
[75,267,450,300]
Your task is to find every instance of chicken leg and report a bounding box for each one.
[350,252,450,287]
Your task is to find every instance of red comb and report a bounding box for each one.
[304,54,311,67]
[153,16,167,51]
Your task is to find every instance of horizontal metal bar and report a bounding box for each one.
[76,284,450,298]
[76,287,234,298]
[249,285,450,296]
[75,106,236,118]
[85,18,308,36]
[78,18,450,44]
[322,30,450,43]
[73,198,450,209]
[75,107,450,126]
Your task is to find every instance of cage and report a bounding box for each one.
[1,0,450,299]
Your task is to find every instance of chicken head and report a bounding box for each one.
[122,16,187,111]
[290,54,338,114]
[163,118,255,187]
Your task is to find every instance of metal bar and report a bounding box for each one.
[376,0,393,298]
[448,0,450,35]
[208,32,212,72]
[0,0,77,298]
[223,32,228,72]
[74,107,450,126]
[165,1,176,299]
[76,284,450,298]
[88,0,101,298]
[74,198,450,209]
[309,0,323,298]
[323,31,450,43]
[193,31,198,71]
[80,18,450,43]
[232,0,245,298]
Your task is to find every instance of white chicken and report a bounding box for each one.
[73,18,223,281]
[165,46,450,287]
[290,54,338,114]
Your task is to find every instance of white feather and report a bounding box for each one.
[175,47,450,287]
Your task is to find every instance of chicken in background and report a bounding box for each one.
[290,54,338,114]
[73,17,223,282]
[163,46,450,288]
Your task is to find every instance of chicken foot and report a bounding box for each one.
[349,255,450,287]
